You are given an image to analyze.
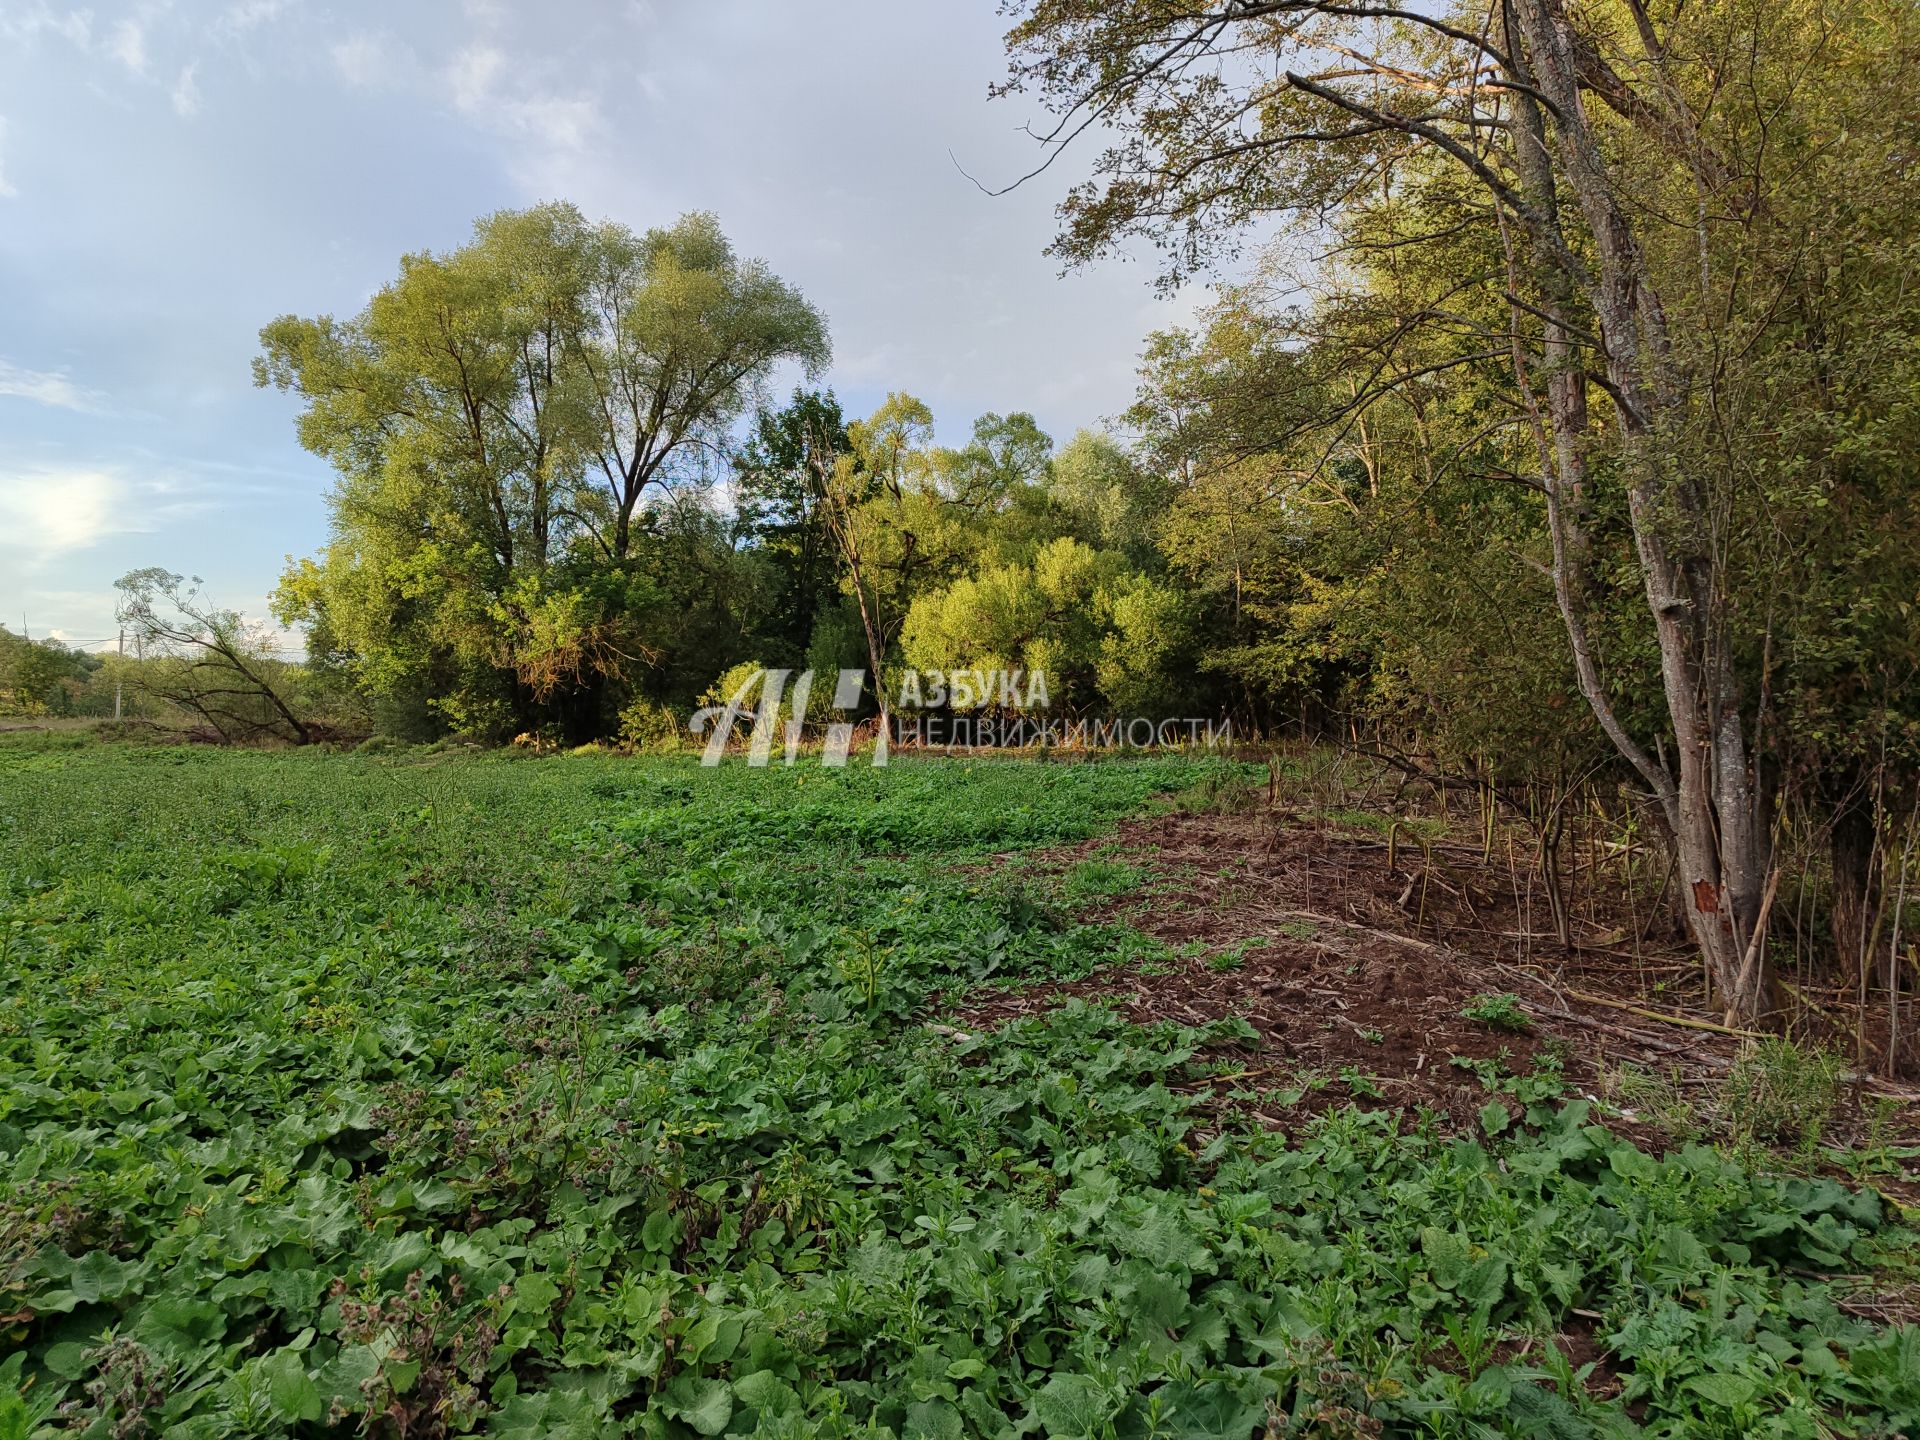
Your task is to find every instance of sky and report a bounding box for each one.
[0,0,1217,651]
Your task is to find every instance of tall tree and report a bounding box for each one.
[257,204,589,734]
[811,394,939,726]
[568,212,830,561]
[259,204,828,739]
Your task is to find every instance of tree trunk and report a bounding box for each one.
[847,568,891,735]
[1510,0,1773,1022]
[1830,793,1878,984]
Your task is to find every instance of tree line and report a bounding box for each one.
[254,206,1207,746]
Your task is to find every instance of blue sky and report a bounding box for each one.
[0,0,1210,650]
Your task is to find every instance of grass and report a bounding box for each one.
[1723,1036,1845,1164]
[1,739,1917,1437]
[1057,858,1144,906]
[1604,1039,1877,1178]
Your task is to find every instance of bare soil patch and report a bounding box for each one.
[952,805,1920,1190]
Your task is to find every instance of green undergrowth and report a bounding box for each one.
[1,746,1915,1437]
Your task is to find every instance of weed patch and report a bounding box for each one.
[0,749,1915,1435]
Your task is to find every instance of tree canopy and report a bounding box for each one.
[258,205,828,740]
[995,0,1920,1021]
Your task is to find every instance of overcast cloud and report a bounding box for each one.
[0,1,1216,647]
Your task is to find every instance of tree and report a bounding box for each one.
[2,635,80,716]
[257,204,591,735]
[811,394,937,726]
[903,536,1108,708]
[934,411,1053,511]
[998,0,1920,1022]
[259,205,828,740]
[115,569,312,745]
[568,212,831,561]
[902,536,1193,718]
[734,388,850,660]
[1048,430,1168,569]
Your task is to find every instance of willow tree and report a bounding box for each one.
[257,206,585,734]
[567,212,830,561]
[115,569,312,745]
[999,0,1920,1023]
[259,204,828,738]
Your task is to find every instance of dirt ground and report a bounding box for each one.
[950,802,1920,1206]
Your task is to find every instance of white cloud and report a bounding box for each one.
[0,3,93,48]
[445,42,504,112]
[0,359,92,410]
[0,460,221,580]
[171,62,202,116]
[109,17,148,75]
[501,94,597,150]
[330,31,397,88]
[438,40,597,154]
[0,467,127,556]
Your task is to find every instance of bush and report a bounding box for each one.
[618,697,685,753]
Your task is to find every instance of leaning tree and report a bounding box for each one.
[115,569,312,745]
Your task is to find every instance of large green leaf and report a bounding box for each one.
[1033,1373,1114,1438]
[660,1375,733,1437]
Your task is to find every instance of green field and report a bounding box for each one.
[2,741,1916,1437]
